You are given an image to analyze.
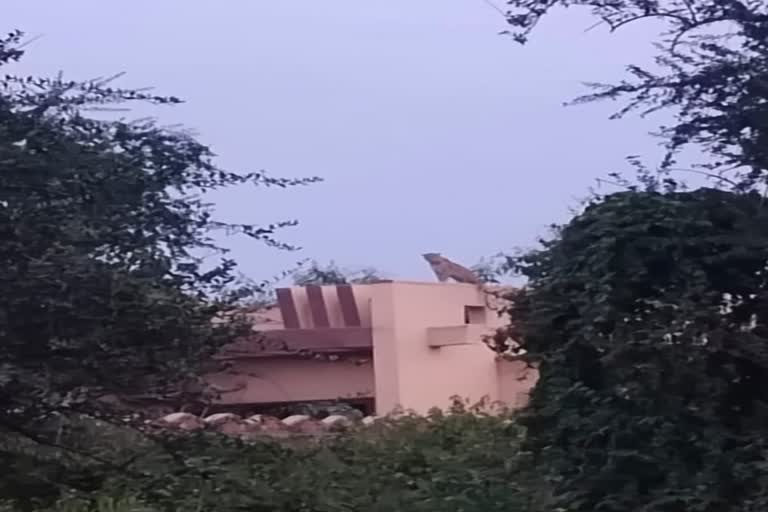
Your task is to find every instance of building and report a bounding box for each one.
[205,281,537,417]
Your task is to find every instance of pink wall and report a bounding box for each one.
[368,282,506,415]
[208,281,535,416]
[496,359,538,408]
[207,357,374,404]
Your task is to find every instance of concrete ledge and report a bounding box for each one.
[426,324,493,348]
[222,327,373,355]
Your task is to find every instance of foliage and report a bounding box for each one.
[4,407,530,512]
[501,0,768,188]
[471,254,511,284]
[292,259,384,285]
[498,187,768,511]
[490,3,768,510]
[0,29,318,504]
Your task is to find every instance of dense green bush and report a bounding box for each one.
[503,188,768,512]
[489,2,768,509]
[5,404,531,512]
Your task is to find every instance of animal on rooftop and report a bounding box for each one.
[422,253,481,284]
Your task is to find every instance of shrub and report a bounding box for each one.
[9,407,530,512]
[505,188,768,511]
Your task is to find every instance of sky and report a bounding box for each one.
[5,1,675,284]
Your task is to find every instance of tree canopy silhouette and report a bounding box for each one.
[0,29,319,503]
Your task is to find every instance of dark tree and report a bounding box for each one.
[500,188,768,512]
[0,30,318,504]
[491,2,768,510]
[292,260,384,285]
[502,0,768,188]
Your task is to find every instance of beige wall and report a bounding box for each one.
[369,282,506,415]
[496,359,538,408]
[207,357,375,404]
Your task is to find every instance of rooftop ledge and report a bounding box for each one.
[220,327,373,357]
[426,324,495,348]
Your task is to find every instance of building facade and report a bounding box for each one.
[206,281,537,416]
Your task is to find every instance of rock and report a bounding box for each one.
[294,418,327,434]
[282,414,311,427]
[321,415,353,431]
[258,415,286,432]
[203,413,242,426]
[245,414,264,425]
[282,414,328,433]
[217,420,250,435]
[157,412,205,431]
[323,403,364,420]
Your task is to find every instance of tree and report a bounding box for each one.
[292,260,384,286]
[7,405,529,512]
[501,0,768,189]
[0,30,319,505]
[498,188,768,511]
[490,2,768,510]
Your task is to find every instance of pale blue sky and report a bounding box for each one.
[6,1,673,283]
